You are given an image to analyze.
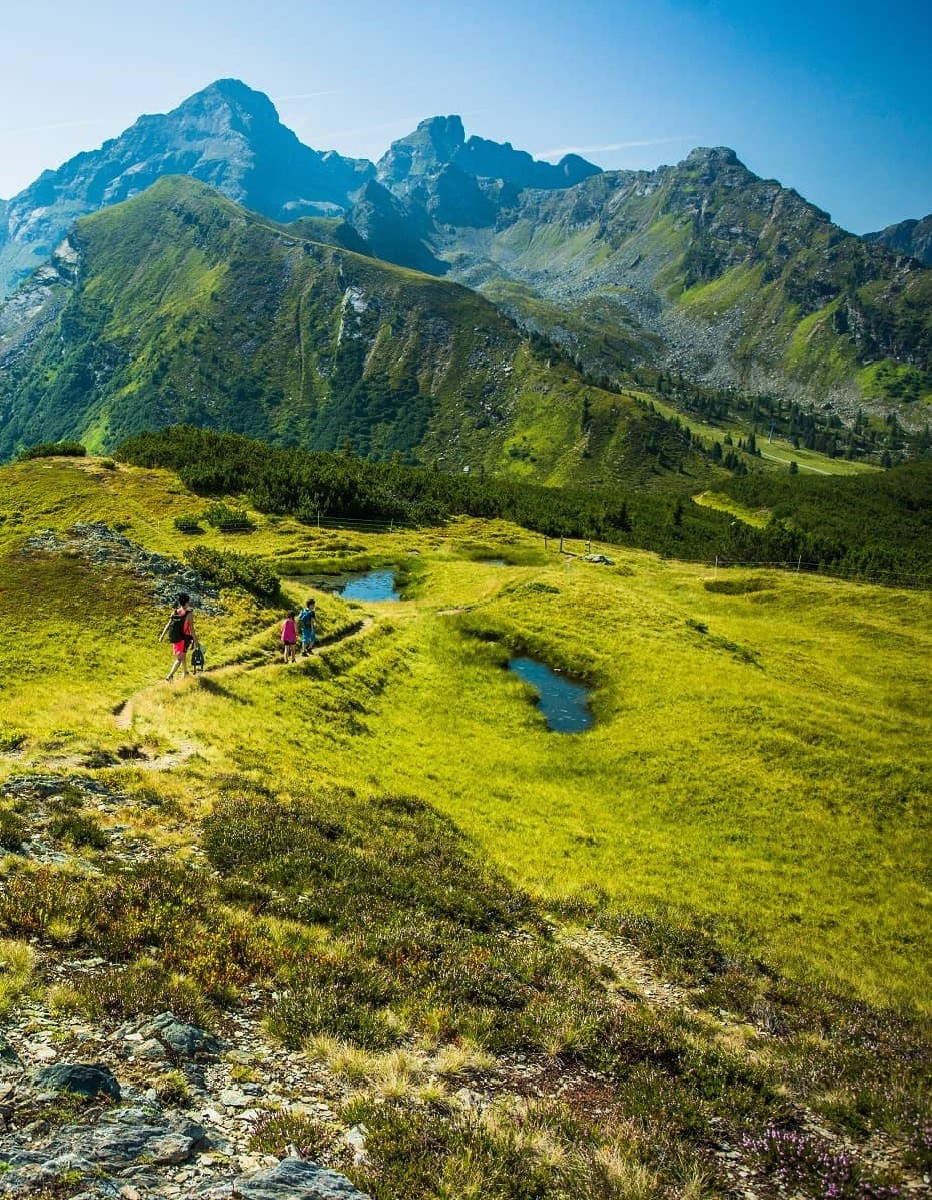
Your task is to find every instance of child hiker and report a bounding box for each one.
[159,593,199,681]
[281,611,298,663]
[298,598,317,656]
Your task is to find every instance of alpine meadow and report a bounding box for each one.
[0,72,929,1200]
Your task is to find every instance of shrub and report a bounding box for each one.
[184,546,279,600]
[47,811,109,849]
[18,441,87,460]
[173,515,204,534]
[249,1108,336,1160]
[203,501,256,532]
[743,1124,902,1199]
[0,808,28,850]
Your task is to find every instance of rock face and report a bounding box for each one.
[865,213,932,266]
[375,114,600,192]
[0,79,374,296]
[33,1062,121,1099]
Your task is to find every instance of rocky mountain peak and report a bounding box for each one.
[377,115,600,192]
[0,79,375,297]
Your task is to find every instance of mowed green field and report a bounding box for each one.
[1,457,929,1012]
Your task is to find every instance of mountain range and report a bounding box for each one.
[0,78,929,469]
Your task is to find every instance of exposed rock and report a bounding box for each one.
[23,523,225,615]
[233,1156,371,1199]
[132,1012,223,1061]
[33,1062,121,1099]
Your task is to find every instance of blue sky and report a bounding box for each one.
[0,0,929,233]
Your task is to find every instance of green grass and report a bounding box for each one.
[1,459,927,1012]
[1,456,929,1198]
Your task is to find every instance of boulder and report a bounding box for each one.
[135,1012,222,1060]
[234,1156,371,1199]
[34,1063,121,1099]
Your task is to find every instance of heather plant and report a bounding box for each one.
[743,1124,903,1199]
[0,807,28,850]
[47,810,109,849]
[249,1108,336,1160]
[343,1096,664,1200]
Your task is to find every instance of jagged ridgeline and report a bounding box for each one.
[116,426,932,582]
[0,176,709,487]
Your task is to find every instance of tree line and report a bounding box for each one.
[114,427,932,586]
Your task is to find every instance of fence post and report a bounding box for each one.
[317,509,321,530]
[714,555,718,579]
[796,555,801,573]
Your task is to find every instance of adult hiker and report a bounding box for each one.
[159,592,199,681]
[298,598,317,657]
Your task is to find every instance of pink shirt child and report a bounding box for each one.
[281,616,297,645]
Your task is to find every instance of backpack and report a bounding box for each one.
[166,610,187,642]
[191,644,205,671]
[298,607,314,631]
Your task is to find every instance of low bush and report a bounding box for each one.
[48,811,109,849]
[203,501,255,532]
[249,1108,336,1160]
[18,441,87,460]
[184,546,280,600]
[173,514,204,534]
[0,807,28,850]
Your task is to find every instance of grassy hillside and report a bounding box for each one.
[0,177,719,494]
[0,454,929,1198]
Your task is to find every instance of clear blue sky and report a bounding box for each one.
[0,0,929,234]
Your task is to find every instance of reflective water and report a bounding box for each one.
[340,569,400,602]
[289,569,400,602]
[507,657,593,733]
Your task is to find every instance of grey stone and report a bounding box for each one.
[234,1156,371,1199]
[130,1037,169,1062]
[34,1062,121,1099]
[136,1012,222,1060]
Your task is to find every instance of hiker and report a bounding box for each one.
[159,593,199,681]
[298,598,317,656]
[281,611,298,663]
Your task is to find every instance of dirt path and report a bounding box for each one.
[112,617,375,737]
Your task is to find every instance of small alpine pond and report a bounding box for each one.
[507,657,593,733]
[289,569,401,602]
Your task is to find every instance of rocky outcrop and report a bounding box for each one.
[233,1157,371,1199]
[0,1004,369,1199]
[23,522,225,615]
[865,213,932,266]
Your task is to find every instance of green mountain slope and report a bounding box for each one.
[377,145,932,423]
[0,176,715,489]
